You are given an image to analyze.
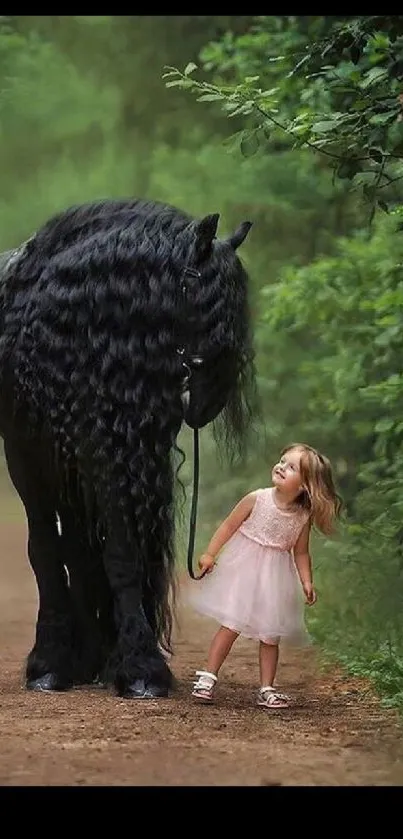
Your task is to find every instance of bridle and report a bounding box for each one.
[178,264,208,581]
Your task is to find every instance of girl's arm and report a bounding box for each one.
[199,491,258,573]
[293,520,317,605]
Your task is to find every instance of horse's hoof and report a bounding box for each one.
[122,678,169,699]
[26,672,72,692]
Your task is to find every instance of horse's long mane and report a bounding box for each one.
[0,197,256,649]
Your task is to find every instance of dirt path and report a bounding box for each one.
[1,513,402,786]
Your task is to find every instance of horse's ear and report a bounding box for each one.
[193,213,220,250]
[227,221,253,250]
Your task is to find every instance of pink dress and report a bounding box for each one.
[187,487,311,645]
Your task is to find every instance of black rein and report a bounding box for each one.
[180,265,207,581]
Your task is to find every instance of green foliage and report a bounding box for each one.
[164,15,403,221]
[262,211,403,484]
[259,212,403,709]
[0,20,124,243]
[0,145,142,249]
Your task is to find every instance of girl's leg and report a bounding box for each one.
[206,625,239,675]
[192,625,239,701]
[259,640,279,687]
[258,640,290,709]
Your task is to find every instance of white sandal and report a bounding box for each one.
[257,686,290,709]
[191,670,217,702]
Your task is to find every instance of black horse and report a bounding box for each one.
[0,198,255,699]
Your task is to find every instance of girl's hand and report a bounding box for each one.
[303,582,317,605]
[198,553,215,574]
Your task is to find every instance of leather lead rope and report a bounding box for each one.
[180,264,206,581]
[186,427,207,580]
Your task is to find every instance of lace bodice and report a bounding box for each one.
[239,487,310,551]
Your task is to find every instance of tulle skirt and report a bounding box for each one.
[187,531,310,646]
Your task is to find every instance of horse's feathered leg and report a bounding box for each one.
[102,511,173,699]
[4,438,74,690]
[58,503,116,685]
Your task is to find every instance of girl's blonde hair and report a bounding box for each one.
[281,443,342,535]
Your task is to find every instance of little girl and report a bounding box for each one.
[188,443,341,709]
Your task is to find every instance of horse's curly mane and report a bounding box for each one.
[0,197,255,654]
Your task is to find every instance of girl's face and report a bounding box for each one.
[272,448,303,495]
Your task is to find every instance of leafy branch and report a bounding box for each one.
[163,16,403,219]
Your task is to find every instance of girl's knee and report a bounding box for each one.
[221,625,239,640]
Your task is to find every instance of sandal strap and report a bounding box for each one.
[262,693,285,706]
[195,671,217,681]
[260,686,290,701]
[193,670,217,688]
